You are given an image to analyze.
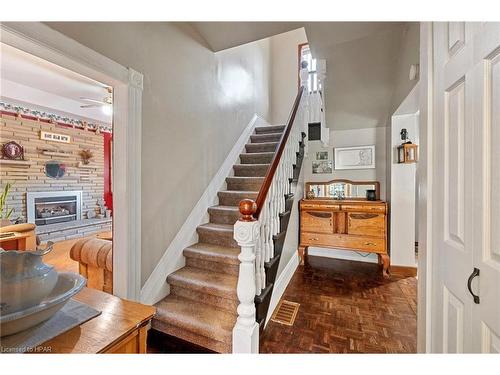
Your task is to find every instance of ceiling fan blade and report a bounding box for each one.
[80,104,102,108]
[79,97,105,104]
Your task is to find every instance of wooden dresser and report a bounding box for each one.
[299,198,390,277]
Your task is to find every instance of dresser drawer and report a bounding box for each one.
[340,204,386,213]
[301,233,386,253]
[301,210,334,233]
[347,213,385,237]
[300,202,340,211]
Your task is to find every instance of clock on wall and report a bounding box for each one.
[1,141,25,160]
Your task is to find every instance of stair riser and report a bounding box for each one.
[245,142,277,153]
[255,125,285,134]
[218,192,257,206]
[170,285,238,314]
[239,153,274,164]
[226,178,263,191]
[280,211,291,233]
[168,271,238,300]
[152,320,231,353]
[208,209,240,225]
[250,133,282,143]
[233,165,269,177]
[185,256,239,276]
[197,227,238,248]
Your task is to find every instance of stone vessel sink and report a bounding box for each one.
[0,243,58,315]
[0,272,86,337]
[0,243,86,337]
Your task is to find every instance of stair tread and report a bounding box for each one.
[168,266,238,299]
[255,125,285,134]
[241,151,275,155]
[154,295,236,344]
[184,242,239,264]
[208,205,240,212]
[198,222,234,232]
[218,190,259,195]
[233,163,270,168]
[246,141,279,146]
[226,176,265,180]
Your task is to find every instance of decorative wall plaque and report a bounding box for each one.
[2,141,25,160]
[40,131,71,144]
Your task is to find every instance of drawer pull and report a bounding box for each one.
[307,211,332,219]
[308,237,319,241]
[364,242,376,246]
[350,213,379,220]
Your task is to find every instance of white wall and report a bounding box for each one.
[389,83,420,268]
[390,22,420,115]
[269,28,307,125]
[303,126,387,263]
[47,22,272,285]
[304,127,388,198]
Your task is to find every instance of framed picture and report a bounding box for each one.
[312,160,333,174]
[316,151,328,160]
[334,145,375,170]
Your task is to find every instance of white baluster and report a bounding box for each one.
[233,199,260,353]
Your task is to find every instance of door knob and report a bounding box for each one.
[467,267,480,304]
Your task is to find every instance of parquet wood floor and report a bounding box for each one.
[260,256,417,353]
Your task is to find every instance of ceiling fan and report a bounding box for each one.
[79,87,113,109]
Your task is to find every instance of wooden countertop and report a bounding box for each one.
[39,287,156,353]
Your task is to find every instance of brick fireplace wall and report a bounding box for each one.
[0,113,107,222]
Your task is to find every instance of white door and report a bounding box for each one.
[472,22,500,353]
[432,22,500,353]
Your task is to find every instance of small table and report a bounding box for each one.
[37,288,155,353]
[0,232,30,251]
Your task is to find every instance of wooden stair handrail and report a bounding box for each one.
[240,86,304,220]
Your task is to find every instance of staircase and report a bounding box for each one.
[153,125,293,353]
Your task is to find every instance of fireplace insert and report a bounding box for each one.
[27,191,82,226]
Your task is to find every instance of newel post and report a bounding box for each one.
[232,199,260,353]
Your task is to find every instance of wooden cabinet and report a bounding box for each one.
[38,288,155,353]
[299,199,390,277]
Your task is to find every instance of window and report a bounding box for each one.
[299,44,319,93]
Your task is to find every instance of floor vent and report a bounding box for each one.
[271,300,300,326]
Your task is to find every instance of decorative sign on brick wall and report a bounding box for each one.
[40,131,71,144]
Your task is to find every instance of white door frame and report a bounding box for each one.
[417,22,434,353]
[0,22,143,301]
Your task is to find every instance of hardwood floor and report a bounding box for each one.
[42,231,112,273]
[260,256,417,353]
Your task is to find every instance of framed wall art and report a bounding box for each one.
[334,145,375,170]
[312,160,333,174]
[316,151,328,160]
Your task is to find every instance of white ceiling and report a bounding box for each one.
[0,42,112,124]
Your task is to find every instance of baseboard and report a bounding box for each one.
[307,247,378,263]
[140,114,269,305]
[264,252,299,327]
[390,265,418,277]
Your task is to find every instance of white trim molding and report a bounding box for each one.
[140,114,269,305]
[0,22,143,301]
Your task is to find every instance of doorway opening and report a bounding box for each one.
[0,23,142,300]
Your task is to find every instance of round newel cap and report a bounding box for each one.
[239,199,257,222]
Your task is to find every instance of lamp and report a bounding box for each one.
[397,128,418,164]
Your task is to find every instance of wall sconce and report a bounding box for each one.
[397,143,418,163]
[397,128,418,163]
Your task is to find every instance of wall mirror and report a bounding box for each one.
[305,179,380,200]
